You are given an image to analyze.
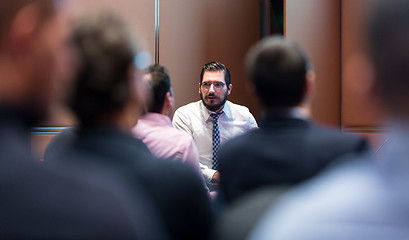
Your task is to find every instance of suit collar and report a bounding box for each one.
[260,107,310,128]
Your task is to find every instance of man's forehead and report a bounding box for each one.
[203,71,225,83]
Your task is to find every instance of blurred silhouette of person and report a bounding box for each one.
[0,0,165,239]
[249,1,409,239]
[211,35,369,240]
[217,35,369,205]
[45,14,213,240]
[173,61,258,190]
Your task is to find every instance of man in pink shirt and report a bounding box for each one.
[133,64,202,176]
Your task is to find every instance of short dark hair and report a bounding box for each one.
[367,0,409,108]
[246,35,310,108]
[200,61,231,86]
[68,13,138,125]
[146,64,171,113]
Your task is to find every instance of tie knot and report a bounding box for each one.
[210,112,223,121]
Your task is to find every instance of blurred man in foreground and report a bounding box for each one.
[212,36,369,240]
[0,0,160,238]
[249,1,409,239]
[46,14,213,240]
[218,36,369,204]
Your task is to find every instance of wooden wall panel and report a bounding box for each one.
[341,0,383,128]
[285,0,341,126]
[33,0,155,158]
[160,0,260,119]
[67,0,155,55]
[341,0,386,150]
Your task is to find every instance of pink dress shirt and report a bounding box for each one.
[132,113,202,175]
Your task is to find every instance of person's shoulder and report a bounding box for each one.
[174,101,201,114]
[218,129,259,158]
[44,126,78,161]
[225,100,256,121]
[156,127,195,149]
[226,100,251,113]
[249,154,381,239]
[309,123,369,150]
[170,128,195,143]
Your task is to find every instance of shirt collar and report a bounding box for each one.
[200,100,232,122]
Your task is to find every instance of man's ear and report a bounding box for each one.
[198,82,202,95]
[164,92,173,107]
[227,84,233,95]
[162,91,175,116]
[7,3,42,54]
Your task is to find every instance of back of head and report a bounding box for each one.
[146,64,171,113]
[69,13,138,125]
[367,0,409,117]
[246,35,309,108]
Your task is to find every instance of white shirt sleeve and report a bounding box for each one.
[200,162,217,183]
[247,112,259,130]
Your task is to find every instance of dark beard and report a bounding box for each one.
[200,92,228,112]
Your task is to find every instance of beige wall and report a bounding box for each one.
[160,0,260,119]
[285,0,341,126]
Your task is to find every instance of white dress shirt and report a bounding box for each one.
[172,100,258,182]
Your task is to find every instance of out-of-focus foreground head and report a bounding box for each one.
[68,13,146,126]
[367,0,409,119]
[246,35,313,109]
[0,0,71,122]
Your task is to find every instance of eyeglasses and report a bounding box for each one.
[201,81,225,90]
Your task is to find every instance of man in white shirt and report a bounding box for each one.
[173,61,258,189]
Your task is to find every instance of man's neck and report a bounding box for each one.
[262,105,310,120]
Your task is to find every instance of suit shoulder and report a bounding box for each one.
[308,123,369,151]
[219,129,260,156]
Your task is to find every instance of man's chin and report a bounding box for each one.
[202,100,223,112]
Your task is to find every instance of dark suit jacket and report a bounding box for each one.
[0,109,159,239]
[218,111,369,204]
[46,126,214,240]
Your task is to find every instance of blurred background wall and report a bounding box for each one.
[32,0,386,158]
